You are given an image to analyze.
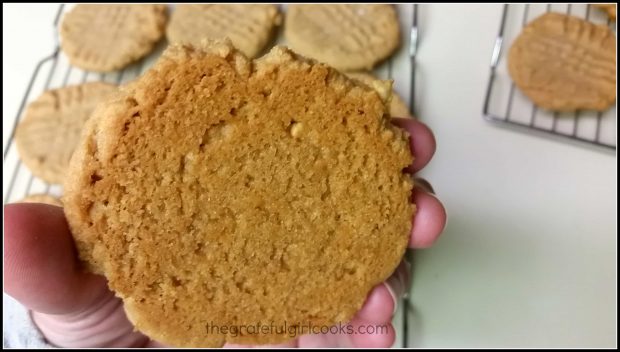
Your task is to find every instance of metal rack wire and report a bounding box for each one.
[483,3,617,152]
[3,4,420,347]
[402,6,418,348]
[3,4,419,205]
[2,4,162,205]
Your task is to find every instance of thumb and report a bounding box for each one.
[3,203,108,314]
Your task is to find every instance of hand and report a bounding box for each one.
[4,118,446,348]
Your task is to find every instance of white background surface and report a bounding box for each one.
[3,3,617,348]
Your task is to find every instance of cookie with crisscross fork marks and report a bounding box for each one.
[16,82,117,184]
[285,4,400,71]
[166,4,281,58]
[60,5,167,72]
[346,72,412,118]
[508,12,616,112]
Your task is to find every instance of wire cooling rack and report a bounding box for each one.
[2,5,166,205]
[3,3,419,204]
[2,3,419,348]
[483,3,617,152]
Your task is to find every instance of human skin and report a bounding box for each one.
[4,118,447,348]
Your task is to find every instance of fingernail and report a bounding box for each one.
[413,177,435,194]
[403,258,412,272]
[385,259,412,313]
[383,281,399,316]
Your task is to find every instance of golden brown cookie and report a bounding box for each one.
[166,4,281,58]
[508,12,616,112]
[285,4,400,71]
[18,194,63,207]
[594,4,616,20]
[63,40,414,347]
[16,82,117,184]
[346,72,412,118]
[60,5,167,72]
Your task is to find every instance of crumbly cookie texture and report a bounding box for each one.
[167,4,281,58]
[63,40,414,348]
[346,72,413,118]
[15,82,117,184]
[508,12,616,112]
[60,4,167,72]
[18,194,62,207]
[285,4,400,71]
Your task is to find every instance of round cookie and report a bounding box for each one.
[16,82,117,184]
[63,40,414,347]
[594,4,616,20]
[284,4,400,71]
[346,72,413,118]
[508,12,616,112]
[18,194,62,207]
[166,4,281,58]
[60,5,167,72]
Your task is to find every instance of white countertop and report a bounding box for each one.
[3,3,616,348]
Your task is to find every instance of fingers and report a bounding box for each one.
[383,259,410,305]
[413,177,434,194]
[409,187,447,248]
[297,319,394,348]
[223,341,297,348]
[348,319,395,348]
[145,340,170,348]
[297,327,351,347]
[355,260,410,324]
[390,118,446,247]
[32,297,148,348]
[3,203,108,314]
[354,284,395,324]
[226,266,405,349]
[339,260,409,348]
[391,118,436,173]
